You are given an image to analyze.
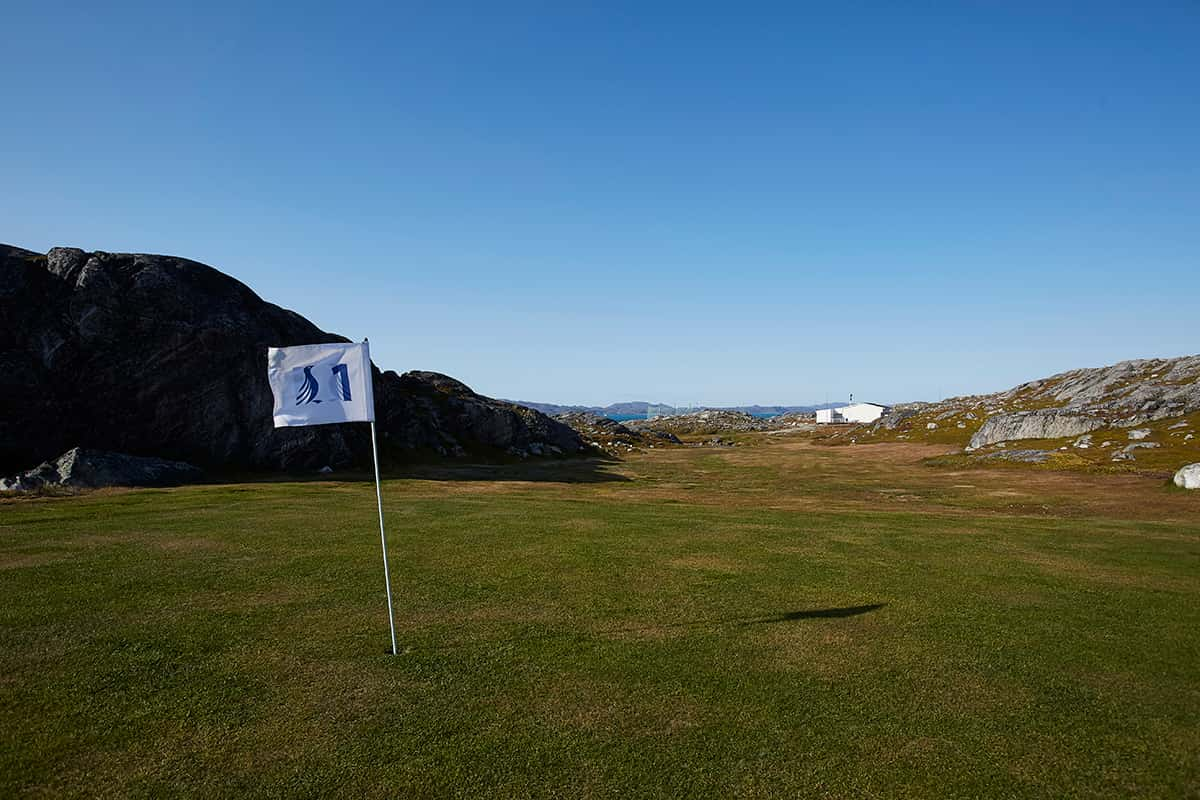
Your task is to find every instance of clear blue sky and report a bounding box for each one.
[4,2,1197,407]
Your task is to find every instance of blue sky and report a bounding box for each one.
[4,2,1197,406]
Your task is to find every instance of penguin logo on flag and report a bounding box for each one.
[296,366,321,404]
[294,364,353,405]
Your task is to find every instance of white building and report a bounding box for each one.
[815,407,843,424]
[815,402,890,424]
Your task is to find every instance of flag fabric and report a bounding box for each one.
[267,342,375,428]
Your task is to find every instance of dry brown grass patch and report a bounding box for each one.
[668,554,746,573]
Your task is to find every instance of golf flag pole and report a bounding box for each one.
[266,338,398,655]
[368,364,398,657]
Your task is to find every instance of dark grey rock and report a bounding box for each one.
[0,244,583,474]
[1,448,203,491]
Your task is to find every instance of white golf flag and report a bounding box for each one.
[267,342,375,428]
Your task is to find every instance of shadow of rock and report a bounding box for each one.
[211,455,630,486]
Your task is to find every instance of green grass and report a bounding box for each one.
[2,441,1198,798]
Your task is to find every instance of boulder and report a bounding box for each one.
[1127,429,1151,440]
[1,448,203,491]
[967,410,1106,451]
[1174,463,1200,489]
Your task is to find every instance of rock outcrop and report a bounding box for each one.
[967,410,1106,451]
[0,244,583,474]
[555,411,681,454]
[869,404,928,432]
[1,448,203,491]
[376,372,584,459]
[624,410,775,436]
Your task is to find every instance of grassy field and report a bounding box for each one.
[2,438,1198,798]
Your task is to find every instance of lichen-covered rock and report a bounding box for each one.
[975,449,1051,464]
[867,356,1199,449]
[0,448,203,491]
[870,404,927,432]
[967,410,1106,451]
[1174,463,1200,489]
[1011,356,1200,422]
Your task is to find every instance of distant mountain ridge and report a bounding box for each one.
[507,400,843,417]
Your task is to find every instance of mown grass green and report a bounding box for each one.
[2,440,1198,798]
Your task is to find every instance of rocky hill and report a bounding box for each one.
[846,356,1200,472]
[554,412,681,455]
[0,244,583,474]
[625,410,778,436]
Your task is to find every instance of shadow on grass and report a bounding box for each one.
[392,458,631,484]
[627,602,886,633]
[210,455,631,487]
[422,604,887,651]
[738,604,887,625]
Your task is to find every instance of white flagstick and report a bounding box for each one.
[370,418,398,655]
[267,338,398,654]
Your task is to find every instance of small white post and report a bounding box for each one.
[370,420,398,655]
